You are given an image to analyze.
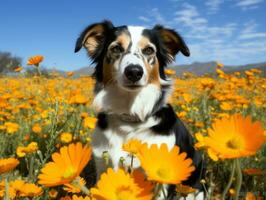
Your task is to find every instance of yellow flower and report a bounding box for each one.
[72,195,91,200]
[195,114,266,160]
[32,123,42,133]
[4,122,19,134]
[122,139,144,155]
[137,143,195,184]
[83,117,97,129]
[16,142,38,157]
[38,142,92,187]
[60,132,73,143]
[220,101,234,111]
[0,158,19,174]
[216,62,224,68]
[91,168,153,200]
[27,55,44,66]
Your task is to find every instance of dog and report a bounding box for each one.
[75,20,205,199]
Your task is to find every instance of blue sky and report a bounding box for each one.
[0,0,266,71]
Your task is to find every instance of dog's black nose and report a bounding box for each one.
[124,65,143,83]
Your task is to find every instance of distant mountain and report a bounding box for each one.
[172,61,266,76]
[73,61,266,77]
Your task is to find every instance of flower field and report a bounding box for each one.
[0,57,265,199]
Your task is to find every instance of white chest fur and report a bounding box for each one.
[91,115,176,171]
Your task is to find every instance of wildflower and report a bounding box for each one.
[175,184,196,195]
[4,122,19,134]
[16,142,38,157]
[164,68,176,76]
[245,192,256,200]
[243,168,264,175]
[216,62,224,68]
[69,94,88,105]
[137,143,195,184]
[20,183,43,197]
[38,142,92,187]
[0,158,19,174]
[72,195,91,200]
[32,123,42,133]
[229,188,235,196]
[60,132,73,143]
[195,114,266,161]
[49,189,58,199]
[14,66,23,72]
[27,55,44,66]
[220,101,234,111]
[91,168,153,200]
[83,117,97,129]
[122,139,144,155]
[63,177,86,193]
[67,71,74,77]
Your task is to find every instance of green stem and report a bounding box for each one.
[222,160,236,200]
[4,177,9,200]
[153,183,161,200]
[234,159,242,200]
[161,185,167,200]
[72,177,90,195]
[29,156,34,180]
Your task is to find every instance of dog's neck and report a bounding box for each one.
[93,83,171,122]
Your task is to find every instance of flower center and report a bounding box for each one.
[62,166,76,179]
[157,168,169,179]
[226,137,243,150]
[116,187,134,200]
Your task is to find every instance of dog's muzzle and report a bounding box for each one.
[124,64,143,83]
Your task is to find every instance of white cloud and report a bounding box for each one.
[238,20,266,40]
[205,0,224,13]
[138,16,151,22]
[236,0,264,9]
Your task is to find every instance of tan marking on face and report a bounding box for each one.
[102,58,116,86]
[116,32,131,50]
[138,36,151,49]
[147,59,161,87]
[83,25,104,56]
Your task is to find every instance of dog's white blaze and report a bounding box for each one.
[127,26,145,52]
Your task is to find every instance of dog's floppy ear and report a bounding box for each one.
[74,20,114,59]
[153,25,190,58]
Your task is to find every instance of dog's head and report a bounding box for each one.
[75,20,189,91]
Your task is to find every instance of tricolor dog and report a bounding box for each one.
[75,20,205,199]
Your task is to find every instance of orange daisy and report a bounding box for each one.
[137,143,195,184]
[27,55,44,66]
[195,114,266,161]
[0,158,19,174]
[122,139,144,155]
[38,142,92,187]
[90,168,153,200]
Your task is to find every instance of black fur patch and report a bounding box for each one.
[150,104,176,134]
[97,112,108,130]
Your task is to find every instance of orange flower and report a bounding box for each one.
[27,55,44,66]
[0,158,19,174]
[14,66,23,72]
[195,114,266,161]
[91,168,153,200]
[243,168,265,176]
[137,143,195,184]
[67,71,74,77]
[32,123,42,133]
[164,68,176,76]
[38,142,92,187]
[4,122,19,134]
[175,184,196,195]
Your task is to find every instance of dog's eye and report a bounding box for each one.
[142,47,155,56]
[111,45,124,54]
